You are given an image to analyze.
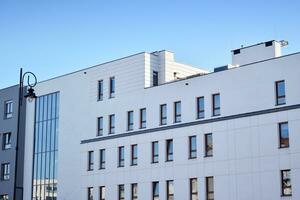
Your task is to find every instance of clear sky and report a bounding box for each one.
[0,0,299,89]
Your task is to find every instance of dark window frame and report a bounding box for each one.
[118,184,125,200]
[206,176,214,200]
[190,178,198,200]
[131,183,138,200]
[87,151,94,171]
[174,101,181,123]
[99,149,105,170]
[166,180,174,200]
[1,163,10,181]
[109,77,115,98]
[118,146,125,167]
[166,139,173,162]
[275,80,286,106]
[153,71,158,86]
[189,136,197,159]
[98,80,103,101]
[160,104,167,126]
[279,122,289,148]
[2,132,12,150]
[281,169,292,196]
[131,144,138,166]
[99,186,105,200]
[108,114,115,134]
[87,187,94,200]
[0,194,9,200]
[4,100,13,119]
[97,117,103,136]
[152,181,159,200]
[212,93,220,116]
[140,108,146,129]
[127,111,134,131]
[204,133,213,157]
[196,96,205,119]
[152,141,159,164]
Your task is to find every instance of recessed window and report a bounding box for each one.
[212,94,220,116]
[98,80,103,101]
[87,187,93,200]
[152,181,159,200]
[166,180,174,200]
[87,151,94,171]
[109,77,115,98]
[279,122,289,148]
[4,100,13,119]
[153,71,158,86]
[190,178,198,200]
[118,184,125,200]
[131,183,138,200]
[118,146,125,167]
[0,194,9,200]
[206,176,214,200]
[97,117,103,136]
[205,133,213,157]
[140,108,146,129]
[109,114,115,134]
[1,163,10,181]
[99,149,105,169]
[152,141,159,163]
[189,136,197,159]
[265,41,273,47]
[160,104,167,125]
[2,132,11,150]
[275,80,286,105]
[99,186,105,200]
[281,169,292,196]
[131,144,138,166]
[174,101,181,123]
[166,139,173,162]
[233,49,240,55]
[196,97,205,119]
[127,111,134,131]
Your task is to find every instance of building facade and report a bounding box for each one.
[21,40,300,200]
[0,85,27,200]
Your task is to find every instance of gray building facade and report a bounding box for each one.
[0,85,27,200]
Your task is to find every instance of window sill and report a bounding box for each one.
[151,161,159,164]
[117,166,124,168]
[212,114,220,117]
[204,155,213,158]
[279,146,289,149]
[165,160,173,162]
[99,168,105,170]
[130,164,138,167]
[188,157,197,160]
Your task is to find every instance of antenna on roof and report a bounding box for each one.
[279,40,289,47]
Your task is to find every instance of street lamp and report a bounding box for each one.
[13,68,37,200]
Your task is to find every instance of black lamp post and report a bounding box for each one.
[13,68,37,200]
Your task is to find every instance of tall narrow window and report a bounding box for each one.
[99,186,105,200]
[4,100,13,119]
[0,195,9,200]
[279,122,289,148]
[97,117,103,136]
[153,71,158,86]
[189,136,197,159]
[118,146,125,167]
[118,184,125,200]
[1,163,10,180]
[88,187,94,200]
[88,151,94,171]
[174,101,181,123]
[152,141,159,163]
[127,111,134,131]
[109,114,115,134]
[131,183,138,200]
[281,169,292,196]
[212,94,220,116]
[152,181,159,200]
[205,133,213,157]
[190,178,198,200]
[206,177,214,200]
[2,132,11,150]
[99,149,105,169]
[109,77,115,98]
[166,139,173,162]
[160,104,167,125]
[98,80,103,101]
[131,144,138,166]
[140,108,146,129]
[196,97,205,119]
[276,80,286,105]
[166,180,174,200]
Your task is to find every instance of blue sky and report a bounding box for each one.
[0,0,299,89]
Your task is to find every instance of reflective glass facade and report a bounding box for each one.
[32,92,59,200]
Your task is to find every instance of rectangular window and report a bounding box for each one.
[109,114,115,134]
[97,117,103,136]
[109,77,115,98]
[98,80,103,101]
[152,141,159,163]
[127,111,134,131]
[160,104,167,125]
[2,133,11,150]
[99,149,105,169]
[4,100,13,119]
[279,122,289,148]
[166,180,174,200]
[152,181,159,200]
[281,169,292,196]
[189,136,197,159]
[1,163,10,181]
[99,186,105,200]
[88,187,93,200]
[276,80,286,105]
[0,195,9,200]
[205,133,213,157]
[140,108,146,129]
[131,183,138,200]
[206,177,214,200]
[166,139,173,162]
[174,101,181,123]
[131,144,138,166]
[196,97,205,119]
[153,71,158,86]
[118,184,125,200]
[88,151,94,171]
[212,94,220,116]
[190,178,198,200]
[118,146,125,167]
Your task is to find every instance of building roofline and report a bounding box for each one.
[231,40,277,52]
[0,84,19,91]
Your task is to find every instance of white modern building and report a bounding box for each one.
[22,40,300,200]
